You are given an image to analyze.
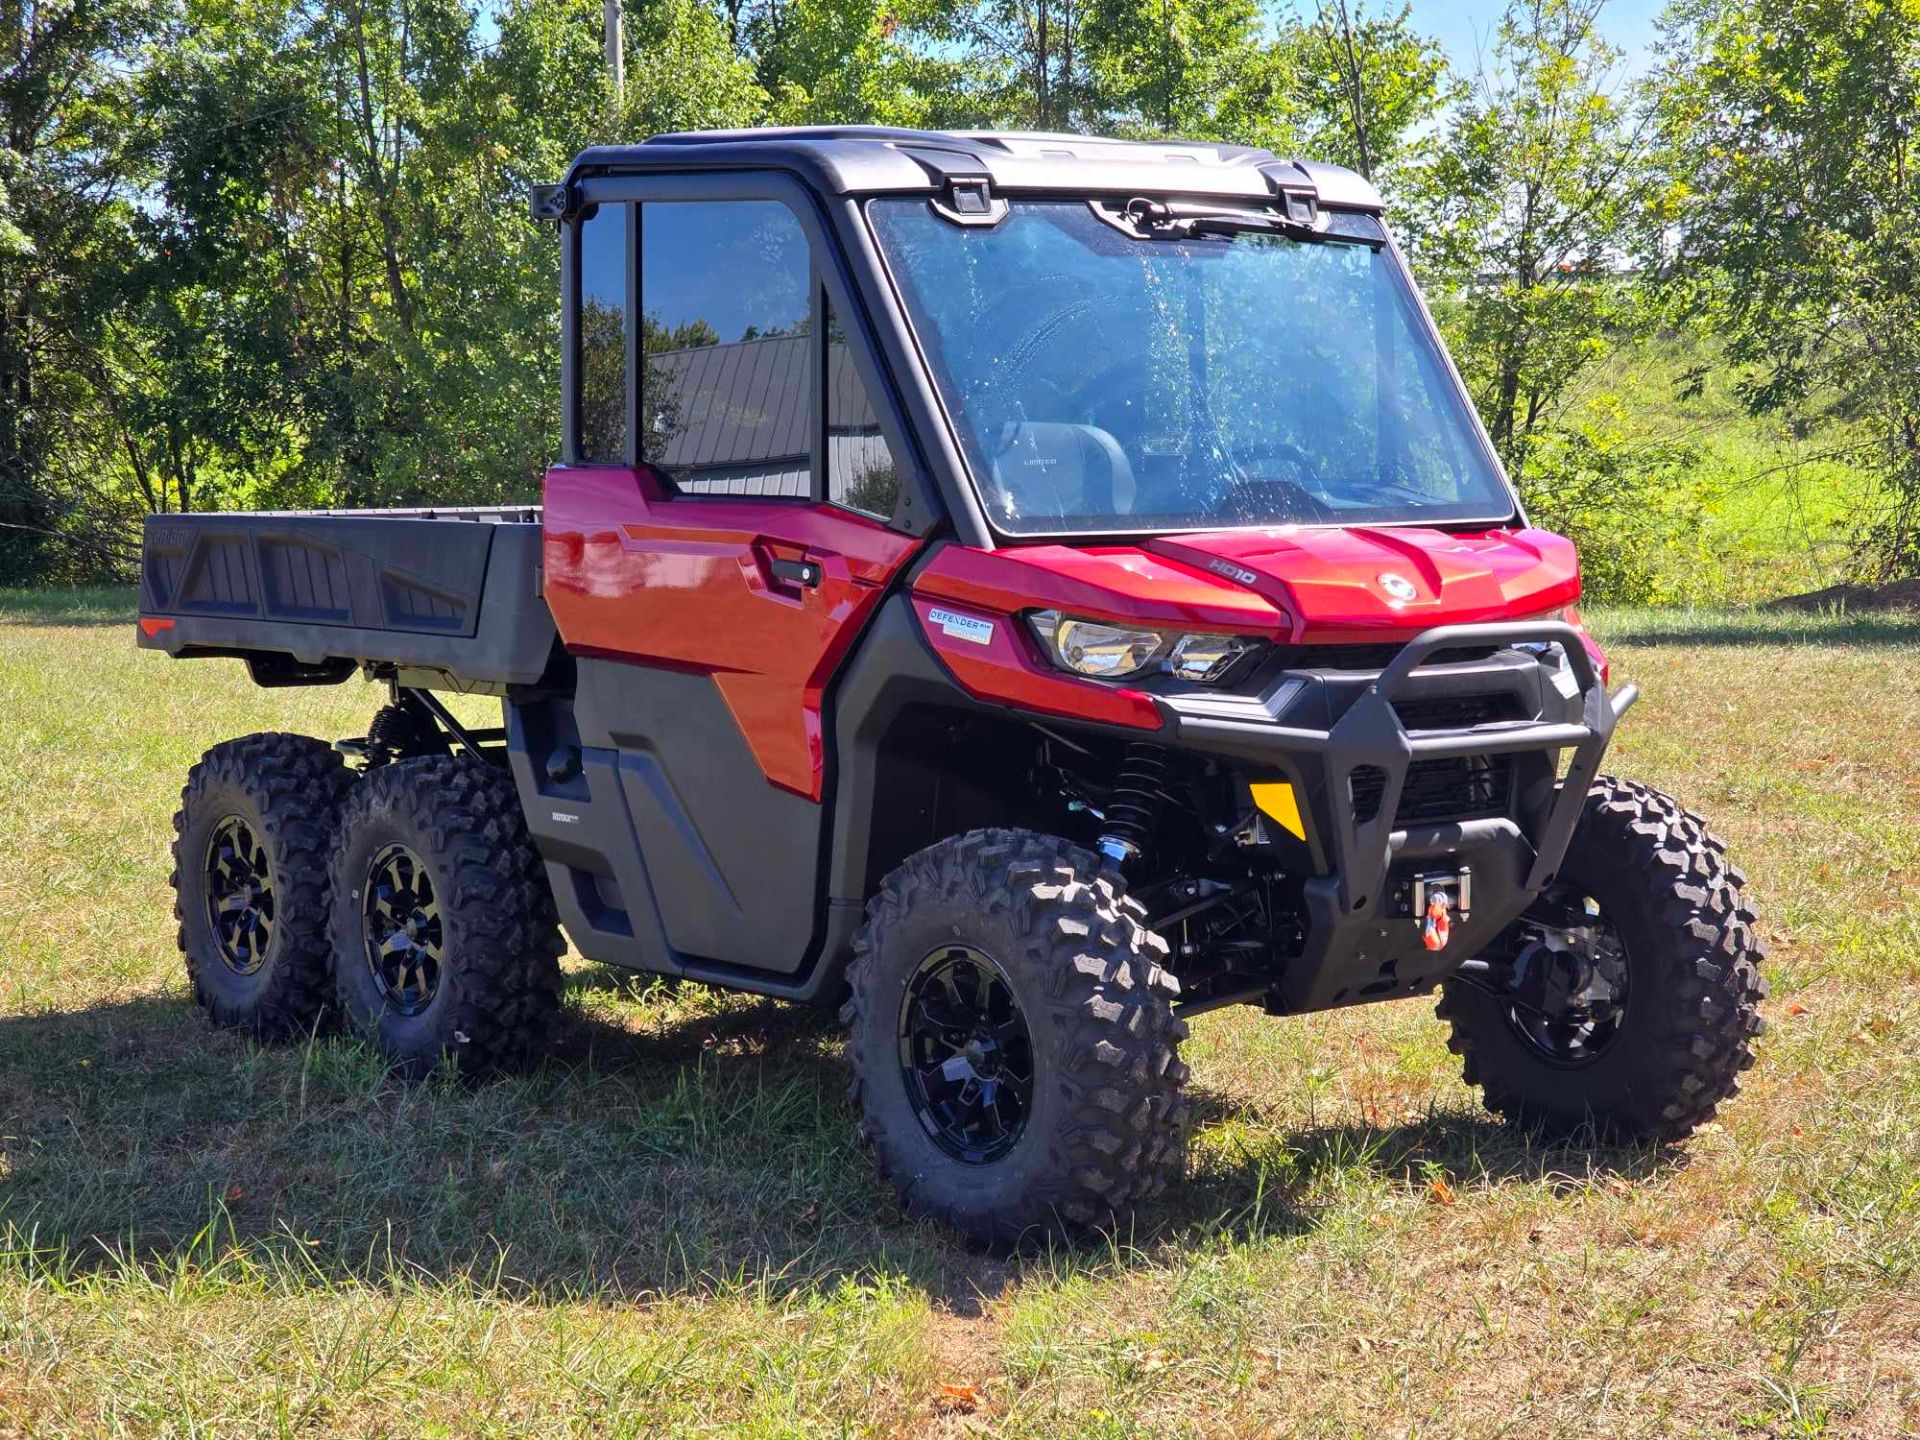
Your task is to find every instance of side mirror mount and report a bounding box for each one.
[528,183,569,222]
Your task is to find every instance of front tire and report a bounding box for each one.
[172,733,354,1039]
[1439,776,1767,1142]
[843,829,1189,1249]
[328,755,563,1079]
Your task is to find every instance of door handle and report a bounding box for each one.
[768,557,822,588]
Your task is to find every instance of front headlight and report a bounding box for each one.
[1030,611,1164,678]
[1027,610,1261,684]
[1167,632,1259,683]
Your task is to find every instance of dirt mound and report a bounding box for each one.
[1762,578,1920,613]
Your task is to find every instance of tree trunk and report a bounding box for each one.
[1035,0,1049,129]
[1323,0,1373,180]
[348,3,413,333]
[1491,354,1522,473]
[1058,0,1073,130]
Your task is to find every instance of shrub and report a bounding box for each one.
[1514,419,1714,605]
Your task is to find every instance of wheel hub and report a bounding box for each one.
[898,945,1035,1164]
[363,843,444,1016]
[1504,894,1631,1066]
[204,815,274,975]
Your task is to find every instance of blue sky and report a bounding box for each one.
[496,1,1670,88]
[1395,0,1668,77]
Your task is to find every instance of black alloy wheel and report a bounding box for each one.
[1437,776,1766,1143]
[173,732,353,1038]
[328,755,563,1078]
[898,944,1036,1164]
[844,829,1190,1249]
[204,815,275,976]
[1504,895,1632,1067]
[362,842,444,1016]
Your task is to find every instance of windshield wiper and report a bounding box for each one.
[1097,197,1382,248]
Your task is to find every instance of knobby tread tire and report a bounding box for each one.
[1438,775,1767,1142]
[329,755,563,1078]
[842,828,1189,1250]
[171,732,354,1040]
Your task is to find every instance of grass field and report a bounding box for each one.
[0,591,1915,1437]
[1555,337,1883,607]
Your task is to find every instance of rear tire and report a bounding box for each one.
[328,755,563,1079]
[1439,776,1767,1142]
[172,733,354,1039]
[843,829,1189,1249]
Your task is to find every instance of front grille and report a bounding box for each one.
[1349,755,1515,825]
[1393,693,1528,729]
[1289,644,1406,670]
[1397,753,1513,823]
[1278,643,1498,672]
[1350,765,1389,821]
[1348,692,1527,826]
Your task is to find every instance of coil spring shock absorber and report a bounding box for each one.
[1097,743,1169,869]
[363,690,447,766]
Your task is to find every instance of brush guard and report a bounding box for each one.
[1154,620,1637,1013]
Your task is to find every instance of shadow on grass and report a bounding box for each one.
[0,983,1676,1308]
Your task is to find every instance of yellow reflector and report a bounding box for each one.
[1249,781,1306,841]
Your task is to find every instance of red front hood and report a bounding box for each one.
[908,525,1600,719]
[1145,526,1581,641]
[911,526,1582,642]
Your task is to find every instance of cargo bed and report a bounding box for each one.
[136,507,555,690]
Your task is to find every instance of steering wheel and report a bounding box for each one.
[1227,436,1319,482]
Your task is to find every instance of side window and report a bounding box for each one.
[825,294,898,519]
[577,203,630,464]
[641,201,813,497]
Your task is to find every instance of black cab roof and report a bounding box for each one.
[559,126,1384,211]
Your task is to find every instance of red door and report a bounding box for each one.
[543,465,922,801]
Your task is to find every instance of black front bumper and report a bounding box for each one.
[1155,621,1637,1012]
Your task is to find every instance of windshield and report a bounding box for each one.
[868,199,1515,536]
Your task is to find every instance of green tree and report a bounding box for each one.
[1652,0,1920,577]
[622,0,768,134]
[907,0,1289,137]
[752,0,956,124]
[118,1,322,514]
[939,0,1093,128]
[0,0,158,579]
[1410,0,1650,479]
[1080,0,1293,144]
[127,0,610,513]
[1285,1,1452,184]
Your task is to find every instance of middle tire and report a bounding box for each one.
[328,755,563,1078]
[843,829,1189,1249]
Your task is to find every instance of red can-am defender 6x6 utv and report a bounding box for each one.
[138,128,1766,1247]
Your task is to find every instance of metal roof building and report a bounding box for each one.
[651,334,886,499]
